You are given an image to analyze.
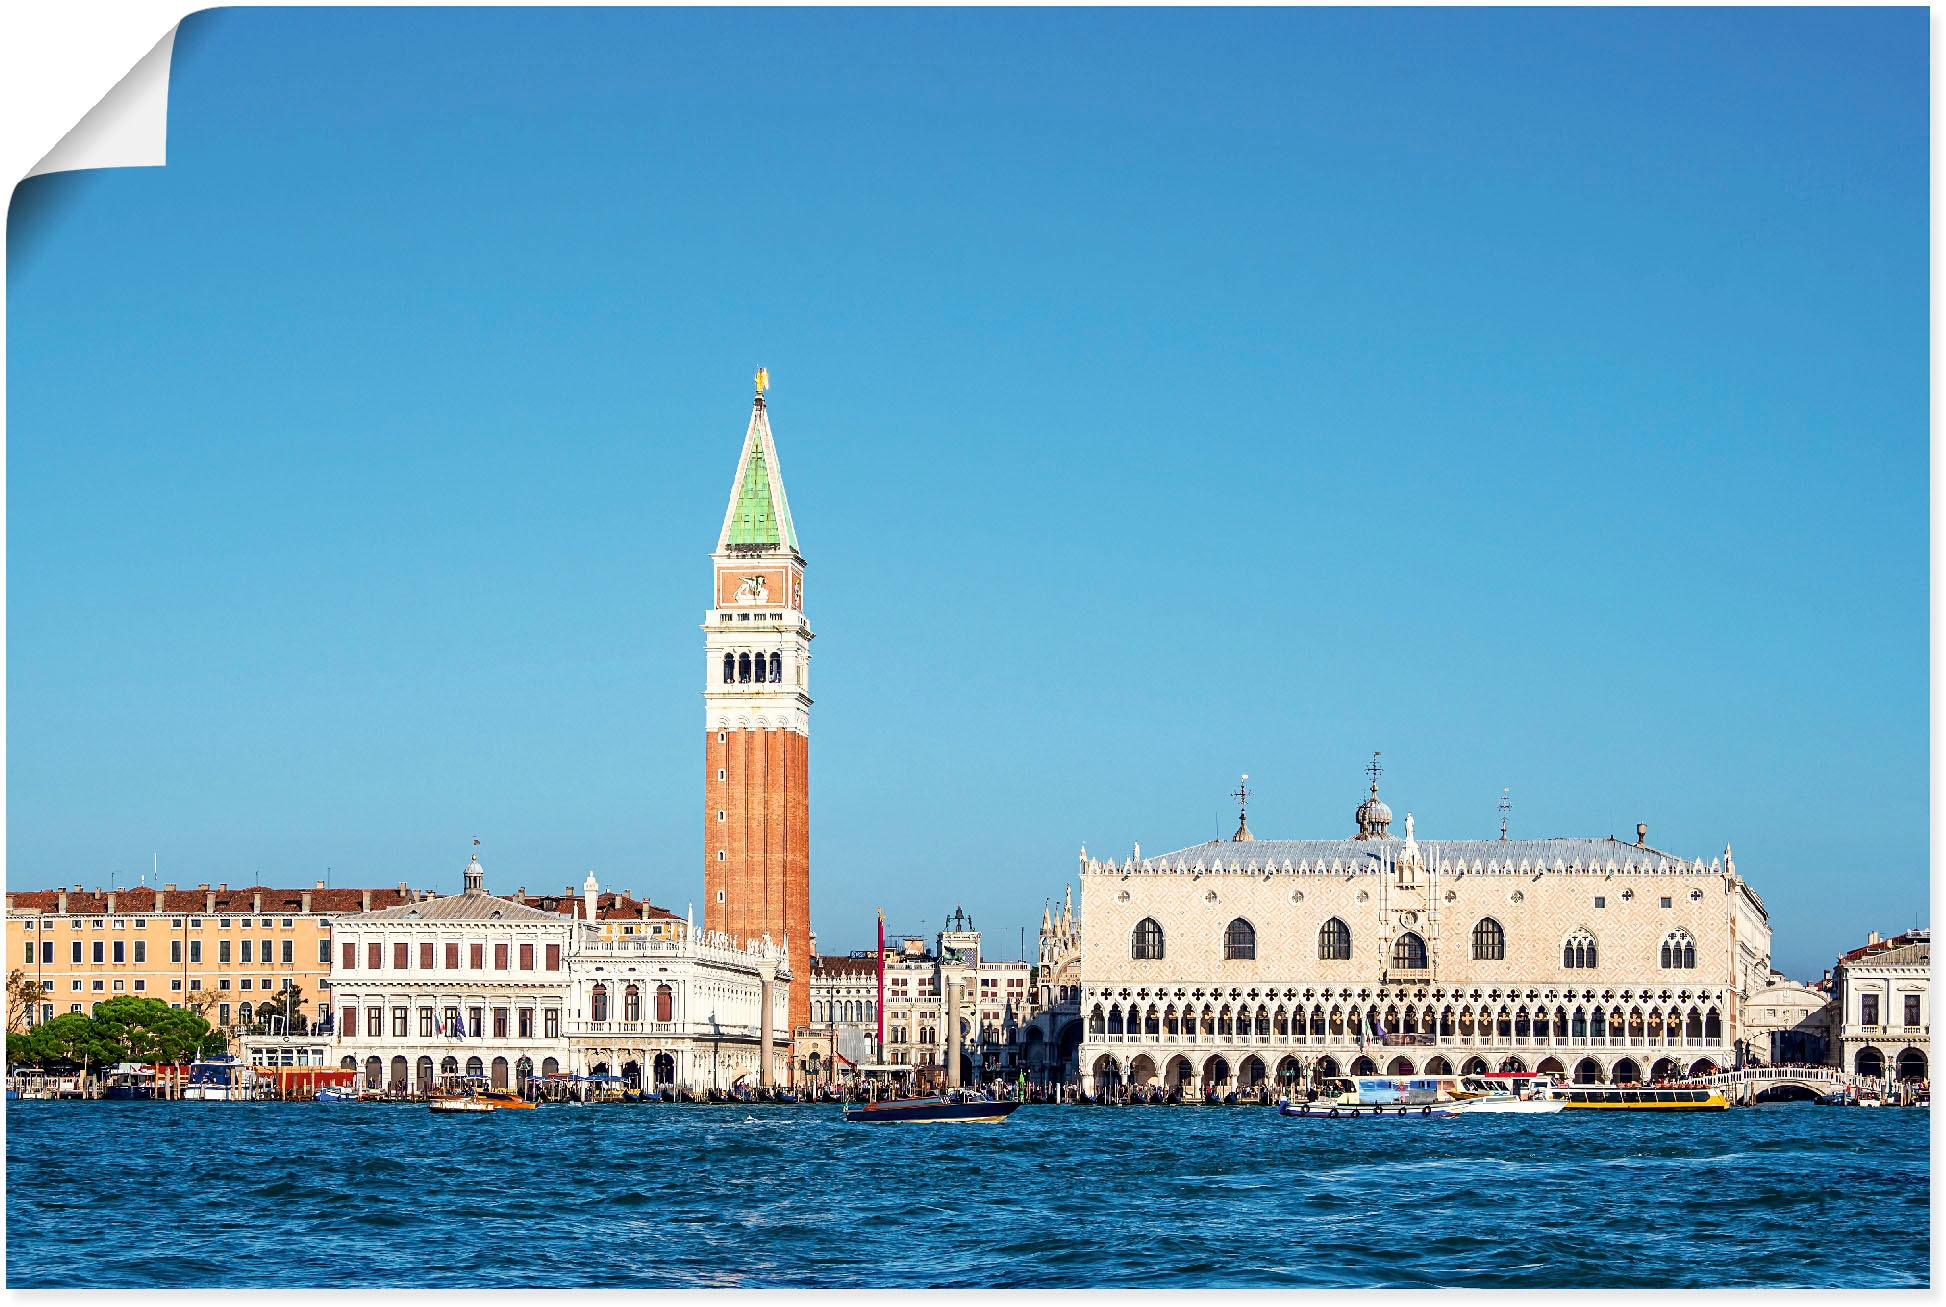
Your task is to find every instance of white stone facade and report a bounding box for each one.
[1076,807,1771,1095]
[1830,931,1928,1084]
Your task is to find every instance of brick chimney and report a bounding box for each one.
[205,890,217,914]
[361,890,372,912]
[398,882,408,899]
[252,891,263,914]
[515,886,526,904]
[164,884,176,892]
[301,891,313,914]
[57,891,68,914]
[106,891,117,913]
[315,880,325,890]
[153,889,166,912]
[218,883,227,892]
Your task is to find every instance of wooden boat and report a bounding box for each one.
[428,1093,496,1114]
[476,1088,537,1110]
[315,1086,362,1103]
[843,1094,1023,1124]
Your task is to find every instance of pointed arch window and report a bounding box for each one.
[1223,918,1256,961]
[1660,929,1696,969]
[1563,931,1598,969]
[1471,917,1505,961]
[1390,932,1428,970]
[1131,918,1164,960]
[1318,918,1352,961]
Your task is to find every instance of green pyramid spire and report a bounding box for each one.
[717,395,800,554]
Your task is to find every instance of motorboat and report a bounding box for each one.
[843,1093,1023,1124]
[428,1094,496,1114]
[104,1064,157,1101]
[182,1056,261,1101]
[315,1086,363,1103]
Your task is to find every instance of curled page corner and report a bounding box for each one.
[27,25,178,179]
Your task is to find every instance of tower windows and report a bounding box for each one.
[769,652,782,682]
[1563,930,1598,969]
[1130,918,1164,960]
[739,653,752,683]
[1472,918,1506,961]
[1318,918,1352,961]
[1659,929,1696,969]
[722,653,735,683]
[1222,918,1256,961]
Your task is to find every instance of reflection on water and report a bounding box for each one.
[5,1100,1928,1288]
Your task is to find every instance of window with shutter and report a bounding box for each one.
[545,944,560,971]
[519,943,534,970]
[419,942,433,969]
[446,943,459,969]
[342,942,356,969]
[369,942,382,969]
[393,942,408,969]
[494,943,509,970]
[471,943,484,969]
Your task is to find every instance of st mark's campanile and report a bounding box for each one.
[703,370,811,1037]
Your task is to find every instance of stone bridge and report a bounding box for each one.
[1694,1064,1852,1100]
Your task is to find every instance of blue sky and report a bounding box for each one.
[6,8,1926,978]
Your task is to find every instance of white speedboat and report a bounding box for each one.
[1447,1094,1567,1115]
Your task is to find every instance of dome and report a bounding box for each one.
[1354,786,1392,840]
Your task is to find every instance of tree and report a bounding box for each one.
[90,996,216,1064]
[9,1012,114,1070]
[7,969,49,1033]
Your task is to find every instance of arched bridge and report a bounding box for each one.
[1693,1065,1852,1099]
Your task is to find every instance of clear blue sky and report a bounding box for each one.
[7,8,1926,979]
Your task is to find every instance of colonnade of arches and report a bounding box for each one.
[722,651,784,684]
[349,1052,554,1092]
[1853,1046,1929,1081]
[1084,1050,1723,1093]
[1086,996,1724,1047]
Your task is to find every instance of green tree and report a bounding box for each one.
[90,996,215,1064]
[250,983,309,1034]
[9,1012,114,1070]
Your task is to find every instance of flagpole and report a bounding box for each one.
[876,910,887,1064]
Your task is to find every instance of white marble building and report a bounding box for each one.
[329,854,575,1092]
[1077,776,1771,1096]
[1830,929,1928,1084]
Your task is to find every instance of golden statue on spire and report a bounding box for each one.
[754,367,769,396]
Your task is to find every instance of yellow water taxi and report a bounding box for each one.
[1561,1086,1729,1111]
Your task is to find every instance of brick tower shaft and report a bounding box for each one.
[701,372,812,1046]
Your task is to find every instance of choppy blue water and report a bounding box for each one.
[5,1099,1929,1288]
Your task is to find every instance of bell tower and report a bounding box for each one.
[703,369,812,1040]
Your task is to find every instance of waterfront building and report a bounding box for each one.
[567,873,791,1093]
[1075,772,1772,1095]
[704,371,813,1037]
[6,882,412,1035]
[872,910,1033,1087]
[1829,928,1928,1084]
[798,951,878,1085]
[328,854,576,1092]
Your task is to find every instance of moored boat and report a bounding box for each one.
[1559,1086,1729,1111]
[843,1094,1024,1124]
[428,1094,496,1114]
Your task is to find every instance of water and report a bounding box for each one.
[5,1100,1928,1287]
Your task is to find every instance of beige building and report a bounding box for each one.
[7,882,412,1034]
[1077,779,1771,1095]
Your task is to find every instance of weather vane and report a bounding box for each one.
[1498,789,1511,841]
[1231,773,1251,824]
[1366,751,1383,792]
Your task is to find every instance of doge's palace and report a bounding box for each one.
[1076,770,1772,1095]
